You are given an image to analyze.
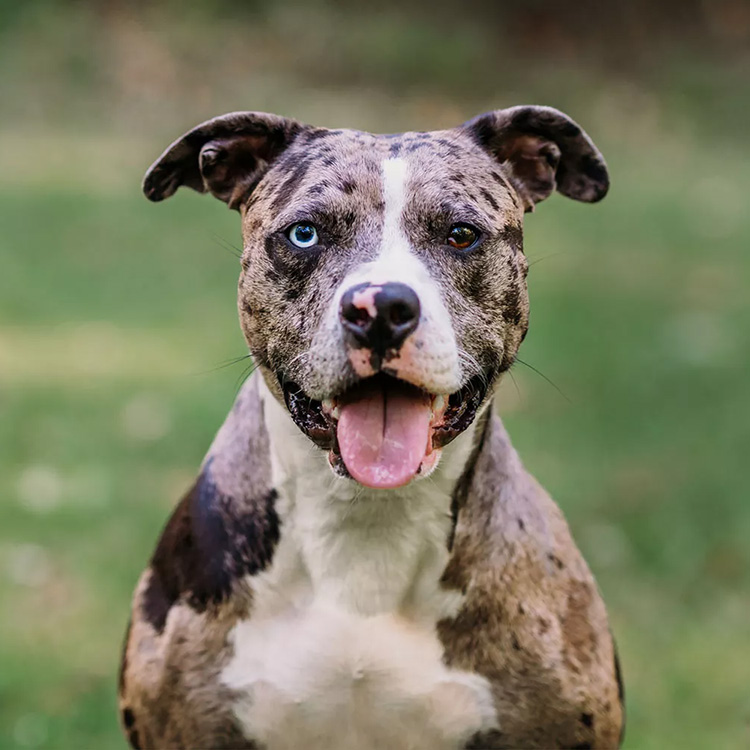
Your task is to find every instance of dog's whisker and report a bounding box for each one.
[234,360,259,395]
[512,357,571,403]
[211,233,243,259]
[528,251,566,267]
[507,369,523,406]
[280,351,310,387]
[196,353,252,376]
[458,350,488,390]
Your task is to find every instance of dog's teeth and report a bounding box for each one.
[322,399,340,420]
[432,394,445,414]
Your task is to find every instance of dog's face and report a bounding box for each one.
[145,107,608,488]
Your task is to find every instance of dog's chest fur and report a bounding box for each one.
[219,381,497,750]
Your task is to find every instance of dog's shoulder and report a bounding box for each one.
[118,376,275,749]
[440,414,625,749]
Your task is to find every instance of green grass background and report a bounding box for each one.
[1,2,749,748]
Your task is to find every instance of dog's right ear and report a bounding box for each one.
[143,112,307,210]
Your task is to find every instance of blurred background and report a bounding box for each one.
[1,0,748,747]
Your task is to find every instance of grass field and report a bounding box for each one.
[1,8,749,747]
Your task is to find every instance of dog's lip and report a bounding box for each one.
[281,372,488,459]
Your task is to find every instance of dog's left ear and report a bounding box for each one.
[142,111,307,210]
[462,105,609,211]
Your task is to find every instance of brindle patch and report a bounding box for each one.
[142,467,280,633]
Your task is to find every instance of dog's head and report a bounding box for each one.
[145,107,608,489]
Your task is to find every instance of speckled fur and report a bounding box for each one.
[121,107,622,749]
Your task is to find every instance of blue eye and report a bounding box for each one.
[287,222,319,248]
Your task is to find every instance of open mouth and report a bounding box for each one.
[282,372,488,489]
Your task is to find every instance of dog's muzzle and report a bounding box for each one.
[280,282,489,489]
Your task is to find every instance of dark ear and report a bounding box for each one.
[462,105,609,211]
[143,112,306,209]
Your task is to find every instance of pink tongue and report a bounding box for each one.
[337,380,432,489]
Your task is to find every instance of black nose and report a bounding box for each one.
[340,282,421,353]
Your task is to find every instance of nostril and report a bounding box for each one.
[389,301,415,327]
[345,306,371,328]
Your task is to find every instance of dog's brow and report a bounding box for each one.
[272,200,350,228]
[425,202,493,230]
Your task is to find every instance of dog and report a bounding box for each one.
[118,105,624,750]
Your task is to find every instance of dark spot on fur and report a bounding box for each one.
[389,141,402,156]
[270,159,310,212]
[322,156,336,167]
[547,553,565,570]
[340,179,356,194]
[517,517,525,531]
[465,729,505,748]
[142,462,279,632]
[285,285,301,301]
[580,712,594,728]
[615,641,627,746]
[511,633,521,650]
[480,187,499,210]
[308,183,325,195]
[442,410,490,554]
[614,645,625,704]
[118,619,131,694]
[571,744,592,750]
[341,211,356,230]
[141,567,171,634]
[502,285,522,326]
[264,235,322,300]
[304,128,333,142]
[499,223,523,253]
[122,708,136,729]
[466,116,497,151]
[128,729,142,749]
[538,616,551,635]
[433,137,461,156]
[447,489,460,551]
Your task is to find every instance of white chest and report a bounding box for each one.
[223,379,496,748]
[221,601,497,750]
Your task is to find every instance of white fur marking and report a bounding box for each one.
[221,377,496,749]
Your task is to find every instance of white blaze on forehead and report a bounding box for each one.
[379,157,410,263]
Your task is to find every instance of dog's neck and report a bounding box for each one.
[254,374,482,616]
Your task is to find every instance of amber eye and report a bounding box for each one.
[447,224,479,251]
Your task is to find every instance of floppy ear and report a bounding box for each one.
[142,112,306,209]
[462,105,609,211]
